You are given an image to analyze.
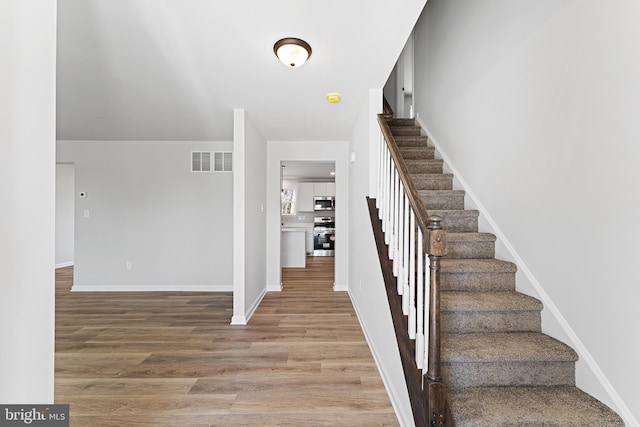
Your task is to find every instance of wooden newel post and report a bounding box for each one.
[425,215,450,426]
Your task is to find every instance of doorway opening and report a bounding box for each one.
[55,163,75,270]
[384,32,414,119]
[279,161,336,284]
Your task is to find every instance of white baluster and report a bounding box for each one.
[391,168,400,270]
[383,149,391,244]
[423,252,430,371]
[416,228,424,371]
[376,133,382,208]
[402,193,411,314]
[378,142,387,224]
[408,208,416,340]
[397,182,405,295]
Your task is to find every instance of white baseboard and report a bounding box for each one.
[416,115,638,427]
[55,261,74,269]
[245,287,267,323]
[71,284,233,292]
[333,282,348,292]
[348,289,414,427]
[230,287,268,326]
[230,314,247,325]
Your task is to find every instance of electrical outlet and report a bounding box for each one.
[126,261,132,270]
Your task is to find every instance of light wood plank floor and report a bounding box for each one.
[55,257,399,426]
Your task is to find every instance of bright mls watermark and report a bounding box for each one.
[0,405,69,426]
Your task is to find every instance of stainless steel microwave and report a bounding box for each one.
[314,196,335,211]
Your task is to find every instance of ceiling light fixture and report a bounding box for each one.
[274,37,312,68]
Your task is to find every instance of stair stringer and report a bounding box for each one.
[415,114,637,427]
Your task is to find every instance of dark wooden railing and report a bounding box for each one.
[372,111,451,426]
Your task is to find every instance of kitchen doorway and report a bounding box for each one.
[280,161,336,283]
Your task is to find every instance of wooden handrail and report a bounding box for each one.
[377,114,431,248]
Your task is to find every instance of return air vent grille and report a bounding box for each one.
[192,152,212,172]
[214,152,233,172]
[191,151,232,172]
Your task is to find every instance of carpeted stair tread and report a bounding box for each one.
[442,291,542,313]
[394,135,430,147]
[448,386,625,427]
[427,209,479,232]
[445,233,496,258]
[447,232,496,243]
[411,174,454,190]
[417,189,465,196]
[441,291,542,333]
[442,332,578,363]
[399,146,435,159]
[441,258,516,274]
[390,126,422,136]
[404,159,444,174]
[418,190,465,210]
[388,118,416,127]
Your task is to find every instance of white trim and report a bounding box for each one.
[333,282,348,292]
[232,109,246,322]
[348,289,414,427]
[71,284,233,292]
[230,315,247,325]
[230,287,267,325]
[416,115,637,427]
[266,282,283,292]
[55,261,74,269]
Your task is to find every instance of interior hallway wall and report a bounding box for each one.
[0,0,57,403]
[347,89,415,426]
[232,109,268,325]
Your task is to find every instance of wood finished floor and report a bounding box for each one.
[55,257,399,426]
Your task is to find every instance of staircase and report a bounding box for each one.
[385,118,624,427]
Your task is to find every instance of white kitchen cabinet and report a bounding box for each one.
[305,227,314,255]
[297,183,315,212]
[313,183,336,196]
[326,182,336,196]
[281,229,306,268]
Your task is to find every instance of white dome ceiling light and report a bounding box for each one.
[274,37,312,68]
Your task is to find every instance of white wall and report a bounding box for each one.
[266,141,350,291]
[414,1,640,424]
[56,163,75,267]
[56,140,233,291]
[0,0,56,403]
[348,89,414,426]
[232,109,268,324]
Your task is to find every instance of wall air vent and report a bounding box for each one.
[191,151,212,172]
[191,151,232,173]
[214,152,233,172]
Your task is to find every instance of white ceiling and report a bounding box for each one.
[56,0,426,142]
